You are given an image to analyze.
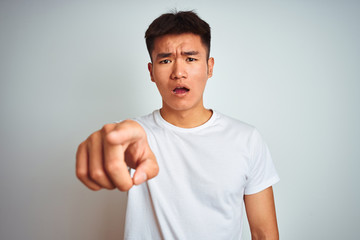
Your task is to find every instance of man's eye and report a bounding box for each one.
[160,59,171,64]
[187,58,196,62]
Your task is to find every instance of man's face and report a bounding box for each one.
[148,33,214,113]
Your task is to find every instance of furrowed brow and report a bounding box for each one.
[182,51,199,56]
[156,53,172,59]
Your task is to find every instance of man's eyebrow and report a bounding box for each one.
[155,51,200,59]
[156,53,172,59]
[182,51,199,56]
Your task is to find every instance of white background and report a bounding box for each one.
[1,0,359,239]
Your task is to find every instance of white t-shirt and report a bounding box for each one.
[124,110,279,240]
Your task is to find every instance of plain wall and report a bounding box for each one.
[1,0,359,239]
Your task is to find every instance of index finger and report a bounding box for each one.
[106,120,143,146]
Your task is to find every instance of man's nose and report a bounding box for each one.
[170,60,187,80]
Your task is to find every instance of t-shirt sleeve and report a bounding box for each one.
[244,128,280,195]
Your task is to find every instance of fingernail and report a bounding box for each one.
[135,172,147,185]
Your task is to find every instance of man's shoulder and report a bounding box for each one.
[133,110,158,128]
[134,111,156,121]
[213,111,255,133]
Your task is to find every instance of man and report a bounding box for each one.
[76,11,280,239]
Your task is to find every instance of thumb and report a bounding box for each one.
[133,157,159,185]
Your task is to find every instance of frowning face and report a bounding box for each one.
[148,33,214,114]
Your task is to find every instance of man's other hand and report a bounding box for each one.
[76,120,159,191]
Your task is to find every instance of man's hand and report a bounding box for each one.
[76,120,159,191]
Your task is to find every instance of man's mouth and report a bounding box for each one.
[173,87,190,94]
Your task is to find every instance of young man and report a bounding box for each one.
[76,11,280,239]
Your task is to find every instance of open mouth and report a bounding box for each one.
[173,87,190,94]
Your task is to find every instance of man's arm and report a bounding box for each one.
[244,186,279,240]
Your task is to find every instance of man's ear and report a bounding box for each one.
[207,57,214,78]
[148,62,155,82]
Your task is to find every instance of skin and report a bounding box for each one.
[245,187,279,239]
[76,33,278,239]
[76,120,158,191]
[148,33,214,128]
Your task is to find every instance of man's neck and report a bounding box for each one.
[160,106,213,128]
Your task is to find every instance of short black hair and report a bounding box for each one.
[145,10,211,61]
